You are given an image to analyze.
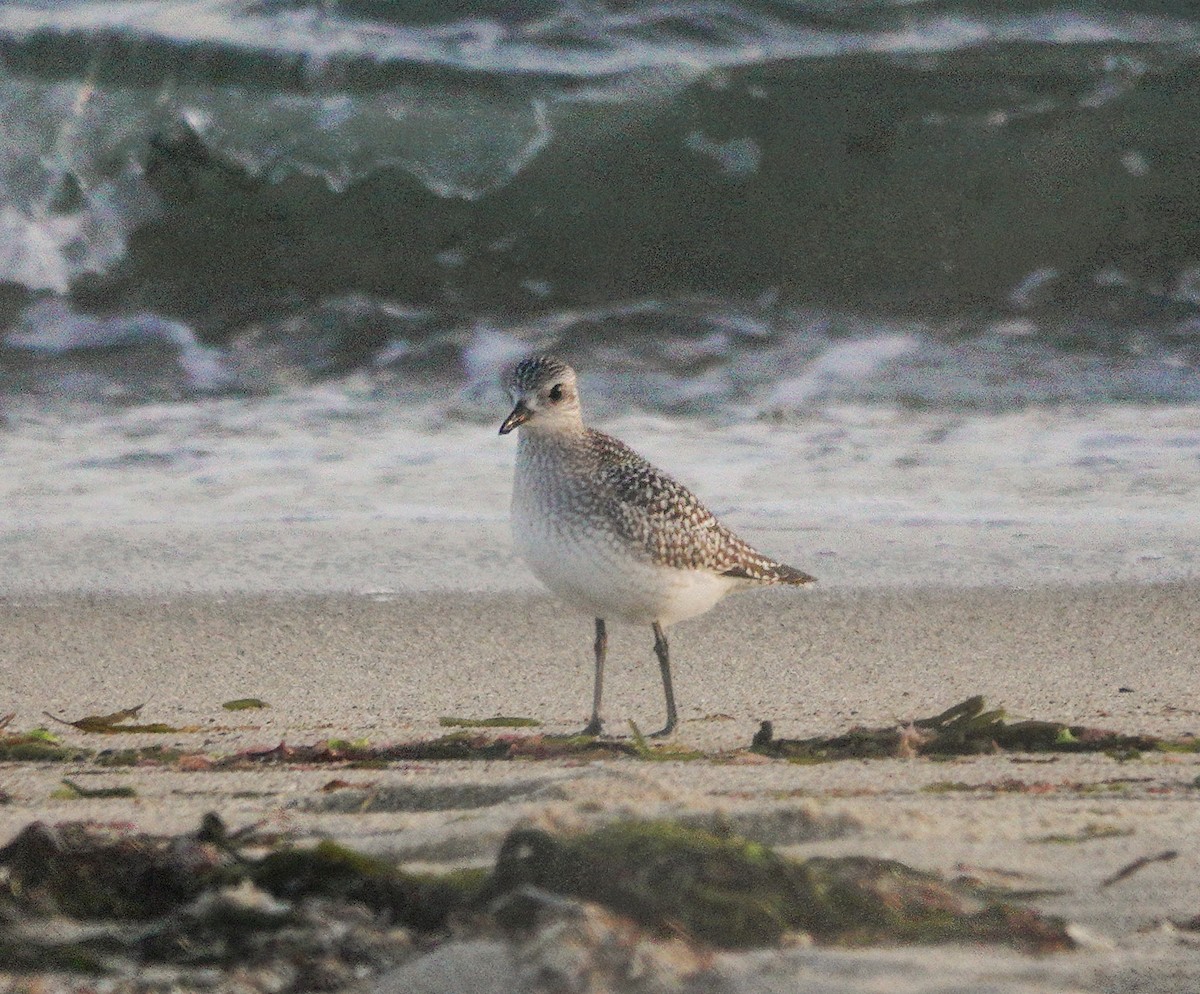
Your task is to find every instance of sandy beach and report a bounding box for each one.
[3,0,1200,984]
[2,582,1199,992]
[2,584,1198,750]
[2,396,1200,991]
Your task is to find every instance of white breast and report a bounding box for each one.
[512,450,734,627]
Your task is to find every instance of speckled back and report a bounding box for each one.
[516,426,814,584]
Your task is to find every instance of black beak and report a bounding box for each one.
[499,401,532,435]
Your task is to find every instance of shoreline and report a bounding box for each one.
[1,513,1195,598]
[3,398,1199,598]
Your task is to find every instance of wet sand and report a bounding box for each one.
[1,585,1197,747]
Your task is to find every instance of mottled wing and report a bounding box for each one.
[587,430,813,583]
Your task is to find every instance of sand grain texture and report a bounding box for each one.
[1,588,1199,993]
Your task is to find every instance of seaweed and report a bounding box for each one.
[0,723,90,762]
[439,716,542,728]
[44,704,185,734]
[251,840,486,932]
[1032,824,1133,845]
[94,744,188,767]
[0,815,422,983]
[54,778,138,799]
[1099,850,1178,889]
[0,815,1074,959]
[0,821,225,919]
[752,696,1167,761]
[627,721,705,761]
[0,696,1191,791]
[222,698,269,711]
[482,821,1074,952]
[216,732,639,767]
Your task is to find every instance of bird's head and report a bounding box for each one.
[499,355,583,435]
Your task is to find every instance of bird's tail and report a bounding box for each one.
[723,561,817,585]
[773,563,817,585]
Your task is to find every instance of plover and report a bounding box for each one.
[499,355,815,737]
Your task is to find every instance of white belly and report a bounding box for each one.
[512,502,733,627]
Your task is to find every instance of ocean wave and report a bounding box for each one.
[0,1,1197,415]
[5,294,1199,414]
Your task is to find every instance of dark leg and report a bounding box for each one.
[649,621,677,737]
[581,618,606,736]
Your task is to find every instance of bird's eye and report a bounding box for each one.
[548,383,564,402]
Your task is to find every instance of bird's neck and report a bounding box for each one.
[517,420,586,447]
[516,422,589,475]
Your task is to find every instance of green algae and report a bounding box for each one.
[45,704,185,734]
[0,738,90,762]
[483,820,1074,952]
[94,744,188,767]
[0,717,202,766]
[484,821,805,947]
[1156,739,1200,753]
[922,781,977,793]
[222,698,269,711]
[251,839,486,932]
[1033,823,1133,845]
[753,695,1166,761]
[326,737,372,750]
[0,815,1074,956]
[439,716,542,728]
[54,778,138,799]
[0,723,84,761]
[0,812,1081,987]
[627,721,705,761]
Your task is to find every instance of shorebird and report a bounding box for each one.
[499,355,815,737]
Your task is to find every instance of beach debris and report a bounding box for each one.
[439,715,542,728]
[0,816,415,985]
[44,703,185,734]
[1,695,1194,777]
[0,820,224,919]
[923,775,1172,796]
[481,820,1075,953]
[950,863,1063,902]
[1098,850,1179,889]
[309,778,559,815]
[218,732,640,767]
[54,778,138,800]
[0,724,84,762]
[320,777,377,792]
[95,744,189,767]
[751,696,1166,760]
[1032,823,1133,845]
[251,838,487,932]
[627,720,705,761]
[0,814,1075,983]
[0,726,1189,777]
[222,697,269,710]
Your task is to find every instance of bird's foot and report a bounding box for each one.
[579,718,604,737]
[647,723,676,739]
